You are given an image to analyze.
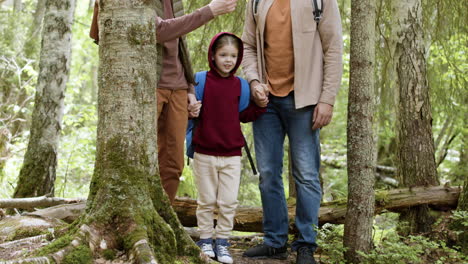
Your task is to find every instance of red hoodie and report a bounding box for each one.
[192,32,266,157]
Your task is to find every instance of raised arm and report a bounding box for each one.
[90,0,238,44]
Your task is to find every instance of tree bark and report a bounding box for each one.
[0,196,84,209]
[344,0,376,262]
[56,1,204,263]
[13,0,76,199]
[393,0,439,235]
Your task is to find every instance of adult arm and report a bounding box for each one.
[317,0,343,106]
[241,0,269,107]
[312,0,343,130]
[155,6,213,43]
[89,0,238,44]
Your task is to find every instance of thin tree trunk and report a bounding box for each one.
[23,0,47,55]
[393,0,439,235]
[343,0,376,262]
[13,0,76,198]
[13,0,22,12]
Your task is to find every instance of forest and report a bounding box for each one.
[0,0,466,263]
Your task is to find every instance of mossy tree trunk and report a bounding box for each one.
[13,0,76,198]
[62,0,204,263]
[393,0,439,235]
[343,0,376,262]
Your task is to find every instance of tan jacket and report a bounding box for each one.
[241,0,343,108]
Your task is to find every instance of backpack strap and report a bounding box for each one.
[252,0,260,22]
[194,71,208,101]
[238,77,251,112]
[186,71,207,159]
[312,0,323,26]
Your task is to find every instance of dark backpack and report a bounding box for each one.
[253,0,323,25]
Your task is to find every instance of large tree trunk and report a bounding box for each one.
[48,1,204,263]
[343,0,376,262]
[393,0,439,235]
[13,0,76,198]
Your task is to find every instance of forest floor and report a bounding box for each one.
[0,212,318,264]
[0,233,317,264]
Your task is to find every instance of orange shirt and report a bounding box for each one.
[264,0,294,97]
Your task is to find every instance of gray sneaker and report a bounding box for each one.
[215,239,233,264]
[196,239,215,258]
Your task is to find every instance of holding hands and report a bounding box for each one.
[250,80,269,108]
[209,0,238,16]
[188,93,202,118]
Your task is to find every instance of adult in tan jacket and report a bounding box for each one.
[90,0,238,204]
[241,0,343,263]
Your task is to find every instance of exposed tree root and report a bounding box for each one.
[131,239,158,264]
[0,257,51,264]
[0,234,50,249]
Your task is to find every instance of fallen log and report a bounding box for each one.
[174,186,461,231]
[0,196,85,209]
[1,186,460,233]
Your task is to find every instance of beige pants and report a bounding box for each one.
[193,152,241,239]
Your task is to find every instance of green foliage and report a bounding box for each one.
[450,210,468,227]
[316,224,347,264]
[316,220,467,264]
[102,249,116,260]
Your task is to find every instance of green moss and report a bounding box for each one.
[127,22,156,46]
[7,227,46,241]
[63,245,93,264]
[375,190,390,206]
[102,249,116,260]
[36,234,73,256]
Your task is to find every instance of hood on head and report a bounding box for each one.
[208,32,244,76]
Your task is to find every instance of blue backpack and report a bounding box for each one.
[185,71,250,159]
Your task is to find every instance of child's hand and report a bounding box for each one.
[188,94,202,118]
[188,102,202,118]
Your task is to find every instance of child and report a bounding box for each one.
[189,32,265,263]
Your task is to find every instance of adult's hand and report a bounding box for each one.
[312,103,333,130]
[250,80,269,107]
[209,0,238,16]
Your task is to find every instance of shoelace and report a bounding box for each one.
[217,245,230,256]
[201,243,213,252]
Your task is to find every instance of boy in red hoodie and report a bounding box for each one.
[189,32,265,263]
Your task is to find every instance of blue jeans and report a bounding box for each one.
[253,93,321,251]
